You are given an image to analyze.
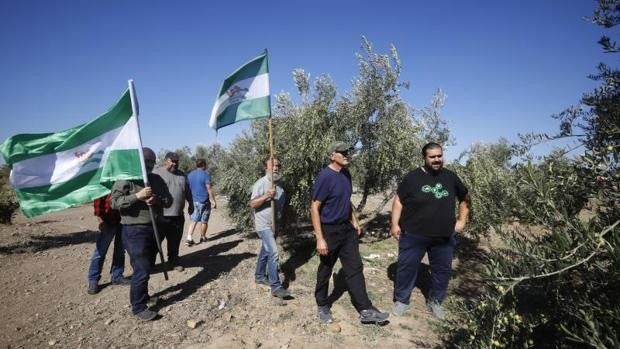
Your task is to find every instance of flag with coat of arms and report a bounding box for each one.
[209,50,271,130]
[0,83,144,217]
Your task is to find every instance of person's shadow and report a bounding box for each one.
[0,229,99,255]
[387,262,431,301]
[151,238,255,310]
[277,224,317,290]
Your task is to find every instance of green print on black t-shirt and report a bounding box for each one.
[422,183,449,199]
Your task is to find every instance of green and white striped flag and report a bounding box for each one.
[0,85,144,218]
[209,50,271,130]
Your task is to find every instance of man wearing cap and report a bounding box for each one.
[110,147,172,321]
[153,152,194,272]
[185,158,217,246]
[310,141,389,325]
[390,142,470,320]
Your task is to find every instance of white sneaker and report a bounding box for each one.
[393,301,410,316]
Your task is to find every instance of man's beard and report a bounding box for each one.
[425,162,443,174]
[268,172,282,182]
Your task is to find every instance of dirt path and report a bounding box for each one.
[0,201,441,348]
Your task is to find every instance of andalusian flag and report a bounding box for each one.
[209,50,271,130]
[0,84,144,218]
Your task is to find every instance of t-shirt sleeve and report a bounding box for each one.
[204,171,211,185]
[251,180,263,200]
[454,174,468,201]
[312,172,329,202]
[396,174,410,202]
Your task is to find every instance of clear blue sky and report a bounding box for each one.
[0,0,611,164]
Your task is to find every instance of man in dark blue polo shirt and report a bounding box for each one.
[310,141,389,325]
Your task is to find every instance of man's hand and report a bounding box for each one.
[211,200,217,209]
[352,222,362,236]
[390,225,401,241]
[265,188,276,200]
[136,187,152,201]
[145,195,158,206]
[454,219,466,233]
[316,237,328,256]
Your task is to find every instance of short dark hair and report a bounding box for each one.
[196,158,206,168]
[164,151,179,161]
[262,156,280,168]
[421,142,442,157]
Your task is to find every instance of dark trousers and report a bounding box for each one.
[122,224,157,314]
[315,223,372,311]
[158,216,184,264]
[393,231,456,305]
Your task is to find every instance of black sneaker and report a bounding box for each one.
[135,309,158,321]
[199,236,207,243]
[112,277,131,285]
[186,239,195,247]
[317,305,333,324]
[271,287,291,299]
[87,282,99,295]
[359,307,389,324]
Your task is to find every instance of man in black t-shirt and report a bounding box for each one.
[390,142,470,320]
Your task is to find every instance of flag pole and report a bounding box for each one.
[268,118,276,234]
[265,49,276,234]
[128,79,169,281]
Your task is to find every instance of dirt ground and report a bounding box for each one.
[0,199,448,348]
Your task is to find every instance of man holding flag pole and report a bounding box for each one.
[0,80,171,321]
[210,50,289,296]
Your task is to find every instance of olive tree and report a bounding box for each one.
[218,37,453,231]
[443,2,619,347]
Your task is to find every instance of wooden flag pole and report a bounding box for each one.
[268,118,276,234]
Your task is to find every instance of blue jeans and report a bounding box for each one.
[122,224,157,314]
[254,228,282,292]
[393,231,456,305]
[87,222,125,283]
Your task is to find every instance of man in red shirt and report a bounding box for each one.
[87,194,130,294]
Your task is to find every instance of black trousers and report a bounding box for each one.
[315,222,372,310]
[158,216,184,264]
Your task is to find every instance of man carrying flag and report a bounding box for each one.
[110,147,171,321]
[0,82,171,320]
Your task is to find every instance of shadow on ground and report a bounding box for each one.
[152,236,255,308]
[0,230,99,255]
[206,228,241,242]
[387,262,432,301]
[278,225,316,290]
[451,234,489,299]
[359,213,392,242]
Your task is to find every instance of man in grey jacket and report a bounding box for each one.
[153,152,193,272]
